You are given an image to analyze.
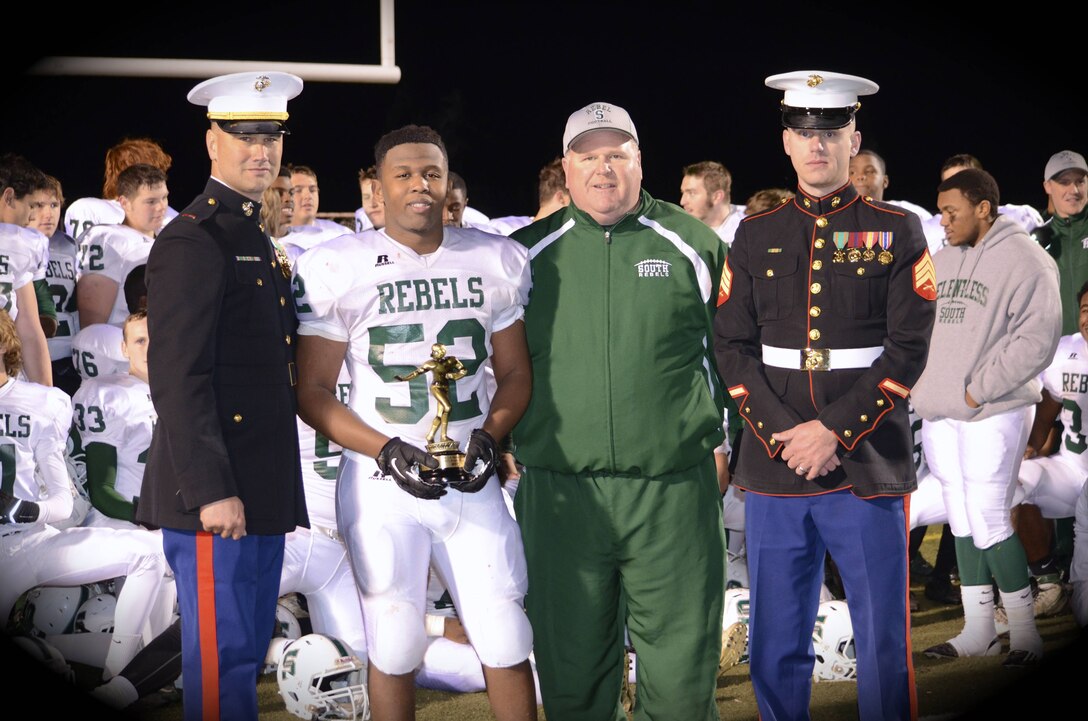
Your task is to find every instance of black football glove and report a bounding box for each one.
[449,428,497,493]
[376,437,447,499]
[0,489,40,525]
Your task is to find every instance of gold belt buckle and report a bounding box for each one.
[802,348,830,371]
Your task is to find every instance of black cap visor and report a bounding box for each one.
[780,105,857,130]
[215,119,290,135]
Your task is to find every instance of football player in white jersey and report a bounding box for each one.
[76,164,168,328]
[848,149,933,222]
[295,124,536,720]
[72,311,156,529]
[0,153,52,385]
[63,137,177,243]
[0,309,166,680]
[1014,281,1088,617]
[31,175,82,395]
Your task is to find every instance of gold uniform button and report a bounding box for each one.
[757,421,764,429]
[256,278,263,286]
[856,267,866,276]
[860,414,869,422]
[810,306,821,317]
[280,297,286,306]
[812,260,823,270]
[810,282,822,294]
[769,438,777,445]
[207,198,217,205]
[766,269,775,278]
[816,217,828,228]
[876,399,885,407]
[844,429,853,438]
[285,335,292,345]
[814,238,825,249]
[233,414,242,423]
[809,329,821,341]
[745,407,751,413]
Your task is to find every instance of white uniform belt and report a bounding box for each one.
[312,523,342,543]
[761,344,883,371]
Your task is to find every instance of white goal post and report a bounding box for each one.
[27,0,400,84]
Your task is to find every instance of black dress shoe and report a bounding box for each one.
[924,575,961,605]
[910,555,935,584]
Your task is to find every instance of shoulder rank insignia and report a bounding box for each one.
[717,259,733,306]
[912,250,937,300]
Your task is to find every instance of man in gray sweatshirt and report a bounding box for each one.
[912,168,1062,667]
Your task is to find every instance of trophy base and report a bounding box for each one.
[421,440,466,484]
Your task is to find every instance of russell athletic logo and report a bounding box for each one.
[375,254,393,267]
[635,259,670,278]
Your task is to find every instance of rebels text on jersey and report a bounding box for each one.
[0,378,73,508]
[292,226,531,470]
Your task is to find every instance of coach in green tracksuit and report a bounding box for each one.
[511,102,727,721]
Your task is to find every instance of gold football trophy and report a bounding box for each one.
[394,343,469,482]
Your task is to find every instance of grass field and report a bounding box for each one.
[8,526,1085,720]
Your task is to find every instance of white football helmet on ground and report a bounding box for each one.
[722,587,751,663]
[277,633,370,720]
[275,600,304,640]
[264,636,293,675]
[75,593,117,633]
[812,599,856,681]
[24,586,88,637]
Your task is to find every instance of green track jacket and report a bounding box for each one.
[512,190,726,477]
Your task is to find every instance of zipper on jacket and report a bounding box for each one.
[605,231,616,469]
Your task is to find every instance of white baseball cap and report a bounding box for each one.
[765,70,878,129]
[1044,150,1088,181]
[188,71,303,134]
[562,101,639,153]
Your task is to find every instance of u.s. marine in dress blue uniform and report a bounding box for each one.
[714,71,936,721]
[136,72,307,721]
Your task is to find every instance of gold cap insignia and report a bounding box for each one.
[254,75,271,92]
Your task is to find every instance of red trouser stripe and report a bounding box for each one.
[196,532,220,721]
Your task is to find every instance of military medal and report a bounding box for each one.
[878,232,894,264]
[832,232,848,263]
[862,232,876,262]
[847,248,861,263]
